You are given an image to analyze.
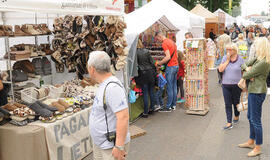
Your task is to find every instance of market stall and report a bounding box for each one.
[0,0,128,160]
[214,9,236,28]
[191,4,219,39]
[125,0,205,50]
[126,15,179,121]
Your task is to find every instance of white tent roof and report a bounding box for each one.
[214,9,236,27]
[0,0,124,15]
[191,4,218,23]
[236,16,255,26]
[124,0,205,48]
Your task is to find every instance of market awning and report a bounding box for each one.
[158,16,180,32]
[0,0,125,15]
[191,4,218,23]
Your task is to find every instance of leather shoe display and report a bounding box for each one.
[14,25,28,36]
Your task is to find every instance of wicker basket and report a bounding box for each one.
[21,87,48,103]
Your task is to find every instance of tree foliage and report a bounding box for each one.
[173,0,241,15]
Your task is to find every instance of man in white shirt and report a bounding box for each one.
[88,51,130,160]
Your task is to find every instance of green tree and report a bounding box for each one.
[173,0,241,15]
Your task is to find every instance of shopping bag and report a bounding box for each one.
[238,78,247,91]
[158,73,167,88]
[129,90,136,104]
[237,92,248,112]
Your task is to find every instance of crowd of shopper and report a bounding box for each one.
[211,23,270,157]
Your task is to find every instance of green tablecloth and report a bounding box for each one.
[130,96,144,122]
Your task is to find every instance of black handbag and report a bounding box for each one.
[7,69,28,82]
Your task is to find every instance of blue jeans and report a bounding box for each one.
[248,93,266,145]
[141,83,155,114]
[156,87,164,108]
[165,66,179,109]
[222,84,242,123]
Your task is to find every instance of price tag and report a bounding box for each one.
[192,40,199,48]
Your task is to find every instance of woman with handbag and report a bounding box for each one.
[219,43,244,130]
[135,39,158,118]
[238,37,270,157]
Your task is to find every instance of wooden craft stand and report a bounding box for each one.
[184,39,209,116]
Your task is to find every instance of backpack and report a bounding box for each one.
[238,44,248,59]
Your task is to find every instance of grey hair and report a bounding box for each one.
[87,51,111,73]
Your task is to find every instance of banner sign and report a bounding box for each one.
[0,0,124,15]
[29,107,92,160]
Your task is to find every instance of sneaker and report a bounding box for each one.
[233,119,239,124]
[177,98,186,103]
[179,98,186,103]
[171,106,176,111]
[159,108,172,113]
[148,110,154,115]
[223,124,233,130]
[154,105,161,112]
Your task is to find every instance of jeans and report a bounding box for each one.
[248,93,266,145]
[165,66,179,109]
[222,84,242,123]
[177,78,184,98]
[141,83,156,114]
[156,87,164,108]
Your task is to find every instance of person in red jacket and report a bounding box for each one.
[177,51,186,103]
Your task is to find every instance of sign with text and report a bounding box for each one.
[29,107,92,160]
[0,0,124,15]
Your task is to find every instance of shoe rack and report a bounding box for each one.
[0,12,52,102]
[184,38,209,116]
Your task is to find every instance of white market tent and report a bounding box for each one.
[236,16,255,26]
[0,0,125,15]
[191,4,218,23]
[214,9,236,27]
[124,0,205,50]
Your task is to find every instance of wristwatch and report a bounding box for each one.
[114,145,125,151]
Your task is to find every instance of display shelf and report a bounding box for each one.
[2,74,52,86]
[0,55,50,66]
[0,14,52,103]
[2,81,12,84]
[0,34,52,38]
[184,38,209,116]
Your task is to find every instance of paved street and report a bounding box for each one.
[127,70,270,160]
[85,70,270,160]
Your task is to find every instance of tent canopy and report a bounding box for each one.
[0,0,124,15]
[214,9,236,27]
[191,4,218,23]
[125,0,205,48]
[236,16,255,26]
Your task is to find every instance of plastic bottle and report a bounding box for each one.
[40,77,44,87]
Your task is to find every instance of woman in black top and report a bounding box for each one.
[135,40,157,118]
